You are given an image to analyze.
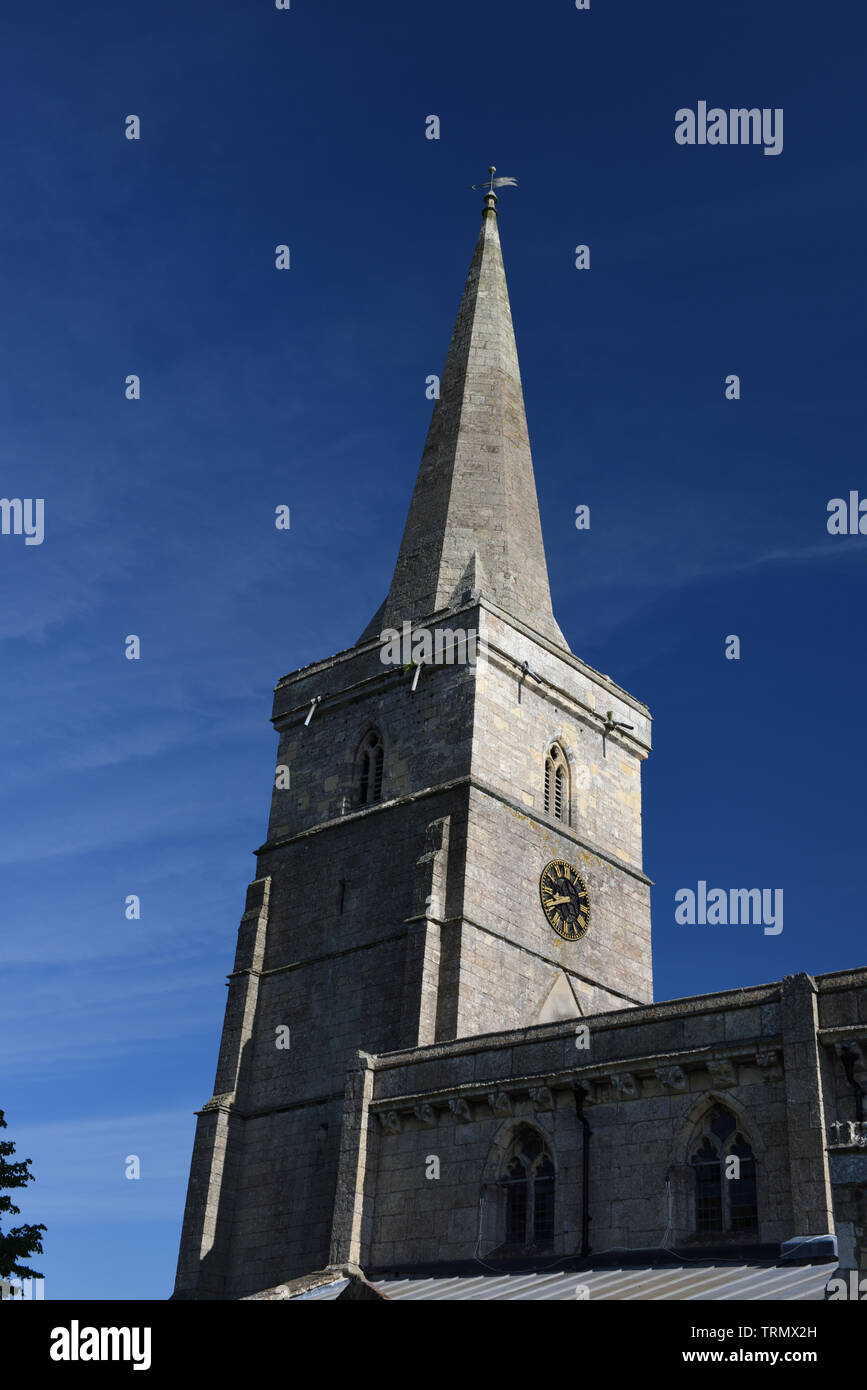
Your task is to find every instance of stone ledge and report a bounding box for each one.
[241,1263,387,1301]
[368,984,786,1074]
[367,1038,783,1116]
[254,774,652,884]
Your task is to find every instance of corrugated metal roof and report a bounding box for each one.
[289,1263,835,1301]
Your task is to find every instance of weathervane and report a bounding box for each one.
[471,165,518,197]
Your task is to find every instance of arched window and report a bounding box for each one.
[544,744,569,823]
[533,1155,556,1242]
[504,1158,527,1245]
[498,1126,556,1250]
[689,1106,757,1235]
[729,1135,758,1232]
[692,1138,722,1233]
[357,731,384,806]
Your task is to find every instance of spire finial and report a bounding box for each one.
[367,158,567,651]
[471,165,518,214]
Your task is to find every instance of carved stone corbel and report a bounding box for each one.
[486,1091,512,1118]
[755,1048,783,1082]
[610,1072,638,1098]
[530,1086,555,1112]
[707,1055,737,1088]
[656,1065,688,1092]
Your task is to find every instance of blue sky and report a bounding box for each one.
[2,0,865,1300]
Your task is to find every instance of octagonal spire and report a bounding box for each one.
[365,187,568,650]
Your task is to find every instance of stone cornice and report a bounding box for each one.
[255,773,651,883]
[229,914,644,1006]
[194,1035,785,1127]
[367,981,786,1073]
[271,597,650,731]
[479,638,649,760]
[367,1037,784,1115]
[818,1024,867,1044]
[196,1089,344,1121]
[474,597,651,718]
[814,967,867,990]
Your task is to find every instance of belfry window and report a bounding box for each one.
[498,1127,556,1250]
[544,745,569,823]
[690,1106,758,1236]
[357,731,384,806]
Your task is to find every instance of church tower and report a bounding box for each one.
[174,186,653,1298]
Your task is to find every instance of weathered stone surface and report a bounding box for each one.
[373,195,567,649]
[656,1065,688,1092]
[610,1072,639,1098]
[173,192,866,1301]
[707,1055,737,1088]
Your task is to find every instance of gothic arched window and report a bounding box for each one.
[357,731,384,806]
[533,1155,556,1242]
[729,1135,758,1232]
[690,1106,758,1235]
[544,744,569,823]
[498,1127,556,1250]
[504,1157,527,1245]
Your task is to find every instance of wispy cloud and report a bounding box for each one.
[10,1110,195,1224]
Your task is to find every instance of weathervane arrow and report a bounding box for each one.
[471,164,518,195]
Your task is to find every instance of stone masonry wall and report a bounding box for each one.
[354,978,825,1271]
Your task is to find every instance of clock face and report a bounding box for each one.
[539,860,590,941]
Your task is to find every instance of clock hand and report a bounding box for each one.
[548,894,571,906]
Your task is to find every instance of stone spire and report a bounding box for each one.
[365,186,568,649]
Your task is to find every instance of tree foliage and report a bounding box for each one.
[0,1110,46,1280]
